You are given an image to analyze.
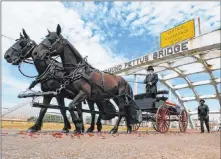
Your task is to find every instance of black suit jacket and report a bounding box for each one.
[144,73,158,94]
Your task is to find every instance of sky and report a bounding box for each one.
[1,1,221,117]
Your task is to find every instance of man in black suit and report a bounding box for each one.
[198,99,210,133]
[144,66,158,98]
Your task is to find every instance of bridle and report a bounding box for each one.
[12,39,36,64]
[14,39,38,78]
[40,35,100,73]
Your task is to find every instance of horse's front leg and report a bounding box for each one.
[69,90,88,133]
[75,102,84,132]
[56,96,71,133]
[27,96,52,132]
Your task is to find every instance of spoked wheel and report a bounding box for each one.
[152,122,159,132]
[179,109,188,132]
[131,122,141,132]
[156,105,170,133]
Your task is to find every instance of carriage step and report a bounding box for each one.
[32,102,119,116]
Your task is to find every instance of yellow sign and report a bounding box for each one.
[160,19,195,48]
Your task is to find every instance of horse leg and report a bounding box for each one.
[27,96,52,132]
[68,84,91,133]
[56,96,71,133]
[109,98,123,134]
[96,115,102,132]
[86,100,96,133]
[96,101,104,132]
[76,102,85,132]
[68,101,83,134]
[119,85,132,133]
[125,104,132,134]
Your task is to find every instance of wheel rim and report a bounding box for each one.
[179,110,188,132]
[156,105,170,133]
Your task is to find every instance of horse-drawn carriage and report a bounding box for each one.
[131,90,188,133]
[4,25,188,134]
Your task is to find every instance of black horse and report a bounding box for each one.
[4,29,116,133]
[4,30,83,133]
[32,24,138,134]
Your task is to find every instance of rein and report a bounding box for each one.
[18,62,38,78]
[17,41,38,78]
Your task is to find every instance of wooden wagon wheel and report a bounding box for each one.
[179,109,188,132]
[152,122,159,132]
[156,105,170,133]
[131,122,141,132]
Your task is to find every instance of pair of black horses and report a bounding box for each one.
[4,24,139,134]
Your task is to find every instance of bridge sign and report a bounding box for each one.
[160,19,195,48]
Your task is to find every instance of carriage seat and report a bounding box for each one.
[157,90,169,94]
[134,90,169,100]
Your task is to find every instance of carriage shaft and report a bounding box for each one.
[32,102,119,116]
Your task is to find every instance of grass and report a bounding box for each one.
[2,121,184,132]
[1,121,153,131]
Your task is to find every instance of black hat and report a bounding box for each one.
[199,99,205,103]
[147,66,154,71]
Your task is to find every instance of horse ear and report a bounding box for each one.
[47,29,51,36]
[20,32,24,39]
[22,28,30,39]
[56,24,61,36]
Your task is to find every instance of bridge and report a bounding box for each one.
[104,29,221,128]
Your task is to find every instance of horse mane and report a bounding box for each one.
[63,36,98,71]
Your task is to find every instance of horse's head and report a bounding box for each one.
[32,24,64,60]
[4,29,36,65]
[33,24,84,68]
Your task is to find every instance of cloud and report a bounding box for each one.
[67,2,220,38]
[2,1,130,109]
[126,12,137,22]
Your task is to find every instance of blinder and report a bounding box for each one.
[12,39,35,62]
[40,36,66,60]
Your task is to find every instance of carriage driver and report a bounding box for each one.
[144,66,159,98]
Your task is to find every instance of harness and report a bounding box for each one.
[38,36,110,94]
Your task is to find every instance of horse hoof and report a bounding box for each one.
[86,128,94,133]
[97,126,102,132]
[27,125,41,133]
[62,129,69,133]
[67,125,71,130]
[26,129,38,133]
[127,130,132,134]
[73,130,81,134]
[109,129,117,134]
